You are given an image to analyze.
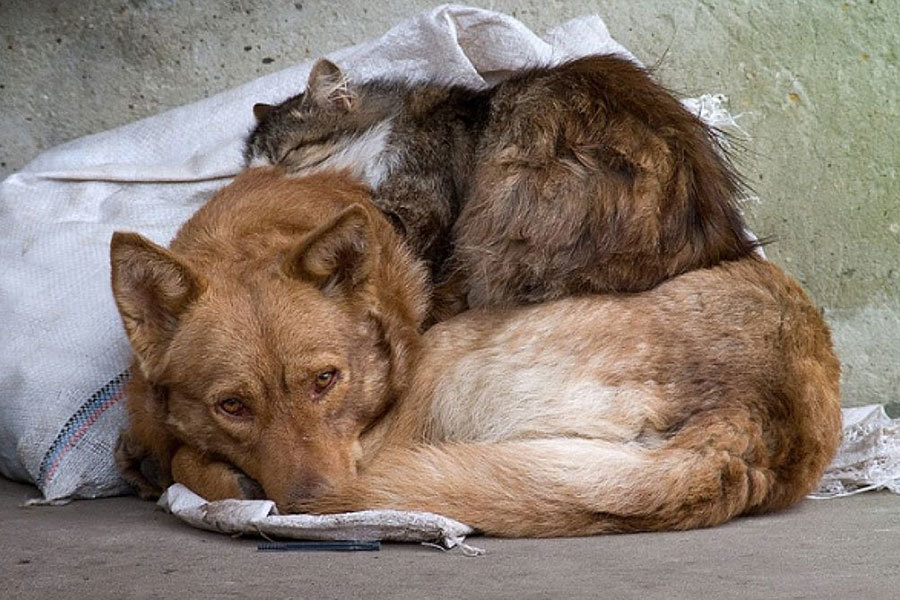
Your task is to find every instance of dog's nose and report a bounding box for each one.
[280,475,330,511]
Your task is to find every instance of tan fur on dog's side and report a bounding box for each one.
[111,168,841,537]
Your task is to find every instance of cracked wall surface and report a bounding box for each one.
[1,0,897,410]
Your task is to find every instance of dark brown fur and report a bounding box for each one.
[246,55,758,318]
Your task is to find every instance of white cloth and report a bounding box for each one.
[812,405,900,498]
[158,484,480,553]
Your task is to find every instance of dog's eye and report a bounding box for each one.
[217,397,250,418]
[313,369,338,394]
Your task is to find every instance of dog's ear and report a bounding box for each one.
[110,232,204,379]
[283,204,373,295]
[306,59,355,112]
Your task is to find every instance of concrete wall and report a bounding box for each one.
[1,0,897,409]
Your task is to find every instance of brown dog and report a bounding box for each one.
[111,168,429,502]
[111,167,841,537]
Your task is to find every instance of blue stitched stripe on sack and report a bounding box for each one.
[37,371,130,488]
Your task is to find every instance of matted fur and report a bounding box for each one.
[246,55,759,318]
[110,168,840,538]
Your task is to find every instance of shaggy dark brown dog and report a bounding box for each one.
[247,55,759,319]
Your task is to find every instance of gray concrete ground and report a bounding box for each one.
[3,478,899,599]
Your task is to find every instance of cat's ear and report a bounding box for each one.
[252,103,274,121]
[306,59,355,112]
[282,204,373,295]
[110,232,204,379]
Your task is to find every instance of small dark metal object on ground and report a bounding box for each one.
[257,540,381,552]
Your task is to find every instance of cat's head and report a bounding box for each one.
[244,59,393,185]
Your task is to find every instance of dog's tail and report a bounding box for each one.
[303,403,835,537]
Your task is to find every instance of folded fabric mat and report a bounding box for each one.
[158,484,481,552]
[3,5,896,547]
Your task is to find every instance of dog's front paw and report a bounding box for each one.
[170,444,271,502]
[115,433,169,500]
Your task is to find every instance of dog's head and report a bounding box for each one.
[110,170,428,510]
